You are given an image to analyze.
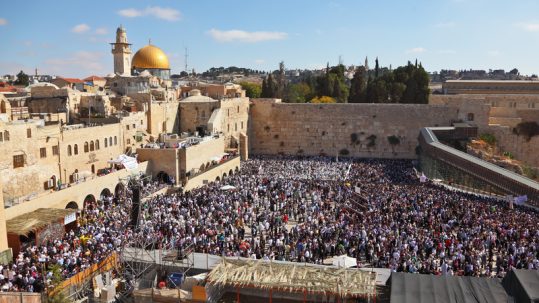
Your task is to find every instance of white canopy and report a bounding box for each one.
[220,185,236,191]
[332,255,357,268]
[108,154,138,170]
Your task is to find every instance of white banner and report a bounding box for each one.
[64,212,76,225]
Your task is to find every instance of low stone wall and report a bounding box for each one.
[4,162,149,220]
[183,157,240,192]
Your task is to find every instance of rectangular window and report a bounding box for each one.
[0,132,3,142]
[52,146,59,156]
[27,128,32,138]
[133,124,136,129]
[40,147,47,158]
[13,155,24,168]
[127,139,131,145]
[241,121,244,129]
[141,120,143,125]
[126,125,130,130]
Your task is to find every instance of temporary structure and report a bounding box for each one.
[207,258,377,299]
[220,185,236,191]
[332,255,357,268]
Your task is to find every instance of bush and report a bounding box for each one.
[514,121,539,142]
[479,133,496,146]
[522,165,538,179]
[367,134,377,147]
[339,148,349,156]
[503,151,514,159]
[387,135,400,145]
[350,133,359,144]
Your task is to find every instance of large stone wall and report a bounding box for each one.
[249,99,458,159]
[484,125,539,168]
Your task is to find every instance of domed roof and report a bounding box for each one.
[132,44,170,70]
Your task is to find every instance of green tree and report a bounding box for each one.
[261,74,276,98]
[286,83,311,103]
[15,70,29,86]
[239,82,261,98]
[276,61,286,98]
[349,66,367,103]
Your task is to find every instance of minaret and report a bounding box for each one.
[364,56,369,71]
[110,25,132,76]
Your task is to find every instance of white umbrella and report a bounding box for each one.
[220,185,236,191]
[332,255,357,268]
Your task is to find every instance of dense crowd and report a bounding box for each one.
[1,156,538,293]
[0,178,166,292]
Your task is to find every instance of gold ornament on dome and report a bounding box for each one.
[131,44,170,70]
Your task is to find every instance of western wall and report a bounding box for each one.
[249,99,460,159]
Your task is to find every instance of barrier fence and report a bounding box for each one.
[47,252,119,298]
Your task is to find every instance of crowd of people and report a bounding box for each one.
[0,178,165,292]
[1,156,538,293]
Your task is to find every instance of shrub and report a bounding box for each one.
[367,135,377,147]
[479,133,496,146]
[350,133,359,144]
[387,135,400,145]
[522,165,538,179]
[503,151,514,159]
[514,121,539,142]
[339,148,350,156]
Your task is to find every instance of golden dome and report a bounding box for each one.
[132,44,170,70]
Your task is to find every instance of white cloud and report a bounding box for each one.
[95,27,108,35]
[118,6,181,21]
[254,59,265,65]
[435,21,455,28]
[71,24,90,33]
[0,18,7,26]
[406,47,427,54]
[207,29,288,43]
[516,22,539,32]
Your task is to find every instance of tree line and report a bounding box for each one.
[242,59,430,104]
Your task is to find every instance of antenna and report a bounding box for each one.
[184,47,189,73]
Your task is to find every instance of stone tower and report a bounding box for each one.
[111,25,132,76]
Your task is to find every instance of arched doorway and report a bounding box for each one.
[235,166,239,174]
[65,201,78,209]
[156,171,170,184]
[199,164,205,172]
[100,188,112,202]
[215,176,220,182]
[222,173,227,179]
[229,169,233,176]
[83,194,96,209]
[114,183,125,197]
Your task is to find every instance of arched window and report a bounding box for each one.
[4,131,9,141]
[90,141,95,151]
[0,100,6,113]
[96,140,100,150]
[67,145,72,156]
[114,136,117,145]
[104,137,108,148]
[109,137,112,146]
[74,144,78,155]
[84,142,89,153]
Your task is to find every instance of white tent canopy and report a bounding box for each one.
[220,185,236,191]
[332,255,357,268]
[108,154,138,170]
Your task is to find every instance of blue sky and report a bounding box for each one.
[1,0,539,77]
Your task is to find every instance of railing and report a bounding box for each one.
[418,127,539,204]
[187,155,240,179]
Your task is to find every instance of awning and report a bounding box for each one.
[108,154,138,170]
[220,185,236,191]
[7,208,76,236]
[332,255,357,268]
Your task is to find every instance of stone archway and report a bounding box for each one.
[115,183,125,197]
[222,173,227,179]
[215,176,220,182]
[100,188,112,201]
[229,169,233,176]
[235,166,239,174]
[156,171,170,184]
[83,194,96,209]
[65,201,78,210]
